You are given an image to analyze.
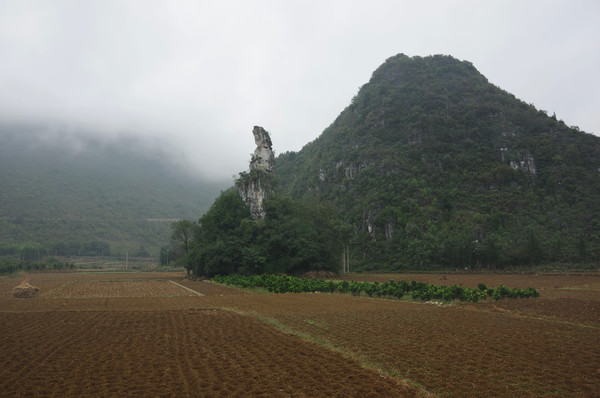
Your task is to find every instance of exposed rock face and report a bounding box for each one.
[237,126,275,220]
[250,126,275,172]
[510,151,537,174]
[245,178,269,220]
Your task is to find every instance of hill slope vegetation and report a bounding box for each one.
[0,124,227,258]
[274,54,600,270]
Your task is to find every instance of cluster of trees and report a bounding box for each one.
[212,274,540,302]
[0,243,46,261]
[0,257,75,274]
[167,189,344,278]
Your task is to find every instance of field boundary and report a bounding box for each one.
[216,305,434,397]
[468,303,600,329]
[168,280,204,296]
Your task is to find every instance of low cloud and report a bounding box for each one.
[1,1,598,181]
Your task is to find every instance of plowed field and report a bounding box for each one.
[0,272,417,397]
[1,271,598,397]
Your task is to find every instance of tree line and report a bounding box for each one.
[0,257,75,274]
[0,241,112,259]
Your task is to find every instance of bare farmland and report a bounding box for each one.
[1,271,598,397]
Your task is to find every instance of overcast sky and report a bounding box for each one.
[1,0,598,181]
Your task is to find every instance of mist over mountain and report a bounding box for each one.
[0,122,229,256]
[3,54,599,269]
[274,54,600,269]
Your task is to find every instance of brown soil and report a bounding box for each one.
[1,271,598,397]
[337,272,600,294]
[261,296,598,397]
[475,297,600,326]
[41,280,198,298]
[0,310,417,397]
[0,272,420,397]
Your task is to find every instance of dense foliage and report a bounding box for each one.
[275,54,600,270]
[0,125,226,257]
[0,257,75,274]
[181,189,343,277]
[212,274,539,302]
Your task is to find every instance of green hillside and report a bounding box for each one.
[0,124,228,258]
[274,54,600,270]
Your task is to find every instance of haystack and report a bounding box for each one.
[12,281,40,298]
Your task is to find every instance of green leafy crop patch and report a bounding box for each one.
[212,274,539,302]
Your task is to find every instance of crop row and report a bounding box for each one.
[211,274,539,302]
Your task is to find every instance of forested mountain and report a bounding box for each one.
[0,124,228,258]
[274,54,600,270]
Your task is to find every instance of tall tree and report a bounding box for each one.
[170,220,198,260]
